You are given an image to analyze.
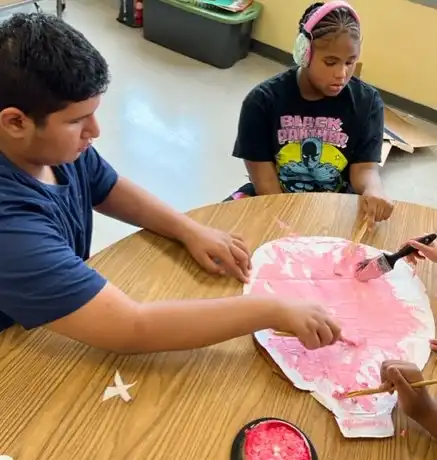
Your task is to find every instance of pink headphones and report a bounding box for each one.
[293,1,360,68]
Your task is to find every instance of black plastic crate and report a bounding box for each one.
[142,0,262,69]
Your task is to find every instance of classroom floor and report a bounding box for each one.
[2,0,437,255]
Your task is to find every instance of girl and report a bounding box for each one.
[380,236,437,438]
[227,1,393,230]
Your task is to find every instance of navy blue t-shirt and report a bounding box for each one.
[233,67,383,193]
[0,147,118,332]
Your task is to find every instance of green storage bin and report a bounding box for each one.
[143,0,263,68]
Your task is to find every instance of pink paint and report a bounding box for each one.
[232,192,249,200]
[251,239,424,414]
[342,417,391,430]
[334,245,367,277]
[244,420,312,460]
[400,429,407,437]
[275,217,291,230]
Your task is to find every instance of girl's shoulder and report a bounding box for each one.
[245,68,298,104]
[345,76,382,109]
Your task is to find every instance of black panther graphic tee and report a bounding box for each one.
[232,67,384,193]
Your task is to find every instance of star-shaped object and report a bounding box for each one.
[102,370,136,403]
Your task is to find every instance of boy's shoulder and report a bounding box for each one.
[0,155,79,226]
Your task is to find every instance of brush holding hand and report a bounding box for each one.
[403,235,437,265]
[380,361,437,438]
[402,233,437,353]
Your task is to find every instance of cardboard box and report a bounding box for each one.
[381,107,437,166]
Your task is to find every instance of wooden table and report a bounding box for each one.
[0,193,436,459]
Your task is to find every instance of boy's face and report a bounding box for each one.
[308,32,361,97]
[0,95,101,166]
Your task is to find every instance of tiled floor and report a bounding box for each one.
[2,0,437,255]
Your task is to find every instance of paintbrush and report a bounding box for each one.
[273,331,359,347]
[352,219,368,245]
[341,378,437,399]
[341,219,368,259]
[355,233,437,282]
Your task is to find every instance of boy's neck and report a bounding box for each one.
[0,140,54,184]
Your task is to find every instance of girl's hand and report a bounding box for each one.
[404,237,437,265]
[380,360,437,429]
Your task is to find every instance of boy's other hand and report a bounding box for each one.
[182,224,252,283]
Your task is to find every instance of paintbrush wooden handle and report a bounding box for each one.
[343,378,437,399]
[273,331,296,338]
[273,331,357,347]
[352,220,368,244]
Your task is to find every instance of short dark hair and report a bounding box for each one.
[299,2,360,41]
[0,13,110,125]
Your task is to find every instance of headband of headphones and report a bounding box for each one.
[302,1,361,35]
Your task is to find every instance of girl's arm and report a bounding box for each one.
[245,160,283,195]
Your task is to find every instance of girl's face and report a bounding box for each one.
[307,32,361,97]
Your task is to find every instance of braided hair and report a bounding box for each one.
[299,2,360,41]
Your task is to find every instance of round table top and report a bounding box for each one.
[1,193,437,460]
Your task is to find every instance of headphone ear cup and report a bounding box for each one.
[293,33,311,68]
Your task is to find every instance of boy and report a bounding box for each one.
[0,13,342,353]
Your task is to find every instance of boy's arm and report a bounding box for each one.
[47,283,279,353]
[82,146,201,243]
[95,175,203,243]
[1,219,342,352]
[0,222,273,352]
[82,147,251,283]
[232,90,282,195]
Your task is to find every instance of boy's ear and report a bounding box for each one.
[0,108,34,139]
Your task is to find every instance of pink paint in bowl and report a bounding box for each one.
[231,418,317,460]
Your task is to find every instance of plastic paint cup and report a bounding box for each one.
[231,418,318,460]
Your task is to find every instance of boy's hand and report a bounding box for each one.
[182,224,252,283]
[405,237,437,264]
[380,360,437,428]
[275,300,342,350]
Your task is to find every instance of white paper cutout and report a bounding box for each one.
[248,236,434,439]
[0,456,14,460]
[102,370,136,402]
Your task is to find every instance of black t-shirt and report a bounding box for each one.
[232,67,384,193]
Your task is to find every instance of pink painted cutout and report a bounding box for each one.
[250,240,424,415]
